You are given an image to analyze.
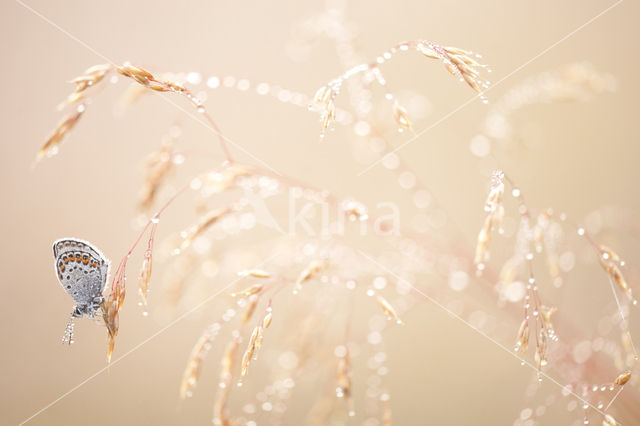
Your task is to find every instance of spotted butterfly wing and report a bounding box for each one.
[53,238,110,318]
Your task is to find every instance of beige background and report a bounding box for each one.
[1,0,639,425]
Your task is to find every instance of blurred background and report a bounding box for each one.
[1,0,639,424]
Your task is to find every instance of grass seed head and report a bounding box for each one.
[614,370,631,386]
[36,105,85,163]
[392,100,412,131]
[376,295,402,324]
[515,319,529,353]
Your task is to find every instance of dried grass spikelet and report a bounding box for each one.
[614,370,631,386]
[474,170,505,269]
[336,350,354,416]
[162,252,196,306]
[497,256,519,298]
[103,282,126,362]
[500,258,518,285]
[59,63,112,109]
[533,209,561,279]
[313,85,337,134]
[242,297,258,324]
[231,283,264,298]
[138,140,177,212]
[540,306,558,340]
[294,259,328,293]
[137,253,153,306]
[178,206,232,252]
[117,64,174,91]
[118,82,148,108]
[533,210,552,253]
[237,269,270,278]
[180,324,218,399]
[376,295,403,324]
[514,319,529,353]
[336,353,352,398]
[35,104,85,163]
[534,330,549,374]
[432,44,485,93]
[214,338,239,426]
[102,259,130,362]
[598,245,634,303]
[417,43,440,60]
[607,263,632,301]
[603,414,620,426]
[262,311,272,329]
[599,245,621,263]
[196,164,252,200]
[137,223,157,306]
[392,100,412,131]
[240,325,263,377]
[474,215,493,267]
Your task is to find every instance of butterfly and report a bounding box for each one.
[52,238,110,344]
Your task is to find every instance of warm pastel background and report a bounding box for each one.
[1,0,639,425]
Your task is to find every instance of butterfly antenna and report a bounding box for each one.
[62,313,75,345]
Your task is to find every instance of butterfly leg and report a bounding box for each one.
[61,311,76,345]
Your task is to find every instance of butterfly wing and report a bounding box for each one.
[53,238,110,309]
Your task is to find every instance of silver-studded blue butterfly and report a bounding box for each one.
[53,238,110,344]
